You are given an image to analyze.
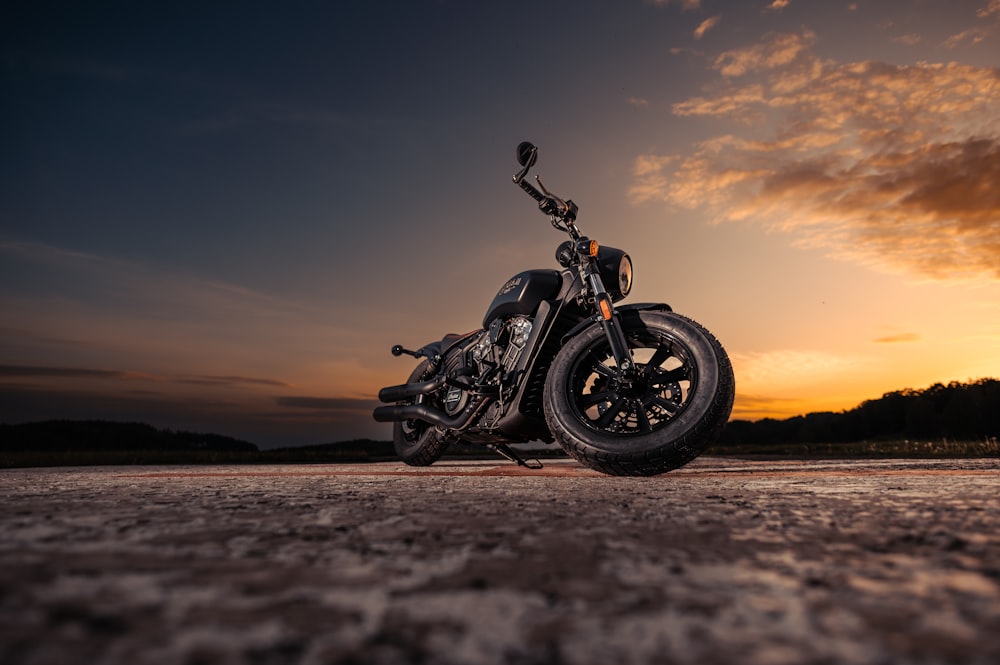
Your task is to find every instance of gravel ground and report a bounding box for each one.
[1,457,998,665]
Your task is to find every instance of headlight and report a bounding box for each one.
[618,254,633,298]
[596,246,632,302]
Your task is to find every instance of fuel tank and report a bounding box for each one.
[483,269,562,327]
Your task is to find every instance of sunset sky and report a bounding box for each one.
[3,1,999,447]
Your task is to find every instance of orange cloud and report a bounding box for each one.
[694,16,721,40]
[731,393,807,420]
[943,0,1000,47]
[872,333,921,344]
[979,0,1000,18]
[713,30,815,77]
[630,33,1000,281]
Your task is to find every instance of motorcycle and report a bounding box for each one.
[373,142,734,476]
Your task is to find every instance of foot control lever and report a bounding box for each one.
[489,443,544,470]
[391,345,419,358]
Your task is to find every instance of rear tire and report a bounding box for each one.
[392,361,448,466]
[543,311,734,476]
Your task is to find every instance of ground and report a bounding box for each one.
[1,457,998,665]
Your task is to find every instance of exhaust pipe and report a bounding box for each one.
[372,396,489,429]
[377,374,449,403]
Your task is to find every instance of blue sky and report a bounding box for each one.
[3,1,999,446]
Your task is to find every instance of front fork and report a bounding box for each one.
[583,269,635,377]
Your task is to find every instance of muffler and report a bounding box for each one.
[377,374,448,403]
[372,396,488,428]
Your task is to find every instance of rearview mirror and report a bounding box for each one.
[516,141,537,168]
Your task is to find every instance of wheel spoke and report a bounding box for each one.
[579,390,616,408]
[651,366,688,385]
[596,396,628,428]
[578,349,613,376]
[652,396,681,415]
[590,362,616,380]
[645,343,672,372]
[633,400,653,432]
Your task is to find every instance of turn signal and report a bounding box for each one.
[598,295,613,320]
[575,238,599,257]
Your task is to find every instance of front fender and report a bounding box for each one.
[560,302,673,345]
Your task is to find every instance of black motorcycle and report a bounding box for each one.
[373,142,734,476]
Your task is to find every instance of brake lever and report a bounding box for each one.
[535,175,577,220]
[535,175,565,210]
[534,175,555,198]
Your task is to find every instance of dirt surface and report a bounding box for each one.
[1,457,998,665]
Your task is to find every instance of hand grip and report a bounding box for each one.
[517,178,546,203]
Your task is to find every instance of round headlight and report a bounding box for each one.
[596,246,632,301]
[618,254,633,297]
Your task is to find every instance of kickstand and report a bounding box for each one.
[489,443,544,470]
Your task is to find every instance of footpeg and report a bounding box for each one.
[391,345,419,358]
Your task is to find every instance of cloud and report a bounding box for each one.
[767,0,791,10]
[712,30,815,77]
[943,27,990,47]
[0,385,378,447]
[0,364,139,380]
[645,0,701,9]
[275,396,379,411]
[626,96,650,107]
[630,32,1000,281]
[872,333,921,344]
[894,34,922,46]
[0,363,293,388]
[979,0,1000,18]
[943,0,1000,47]
[731,392,807,420]
[176,375,294,388]
[694,16,721,40]
[732,349,862,390]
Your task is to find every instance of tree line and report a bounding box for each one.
[0,420,259,452]
[719,378,1000,447]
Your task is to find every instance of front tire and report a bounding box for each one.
[392,360,448,466]
[543,311,734,476]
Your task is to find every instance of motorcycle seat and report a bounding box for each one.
[440,330,482,353]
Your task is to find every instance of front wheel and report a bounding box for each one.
[543,311,734,476]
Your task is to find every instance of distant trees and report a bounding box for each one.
[720,378,1000,447]
[0,420,258,452]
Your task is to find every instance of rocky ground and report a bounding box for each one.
[1,457,998,665]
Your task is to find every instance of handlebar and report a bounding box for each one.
[512,164,578,222]
[517,177,546,204]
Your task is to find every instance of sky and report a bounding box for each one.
[2,0,999,447]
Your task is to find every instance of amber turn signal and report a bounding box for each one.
[598,294,613,320]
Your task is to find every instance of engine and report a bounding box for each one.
[439,316,533,426]
[473,315,532,376]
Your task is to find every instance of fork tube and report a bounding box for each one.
[583,269,634,374]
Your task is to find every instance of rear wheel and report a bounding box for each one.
[392,361,448,466]
[543,311,734,476]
